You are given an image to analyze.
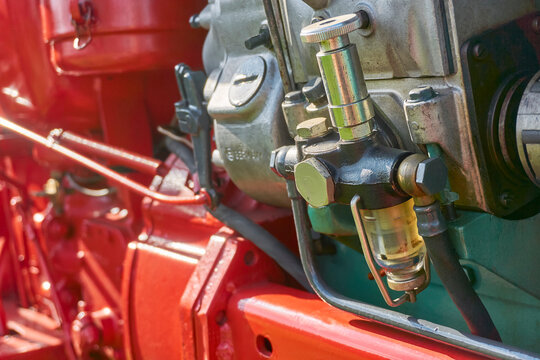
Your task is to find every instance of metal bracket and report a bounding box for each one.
[174,64,218,207]
[350,194,430,307]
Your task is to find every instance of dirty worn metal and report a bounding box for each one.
[296,117,331,139]
[208,55,291,206]
[460,12,540,216]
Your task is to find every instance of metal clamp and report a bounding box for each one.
[350,194,430,307]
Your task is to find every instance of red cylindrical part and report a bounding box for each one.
[51,130,168,176]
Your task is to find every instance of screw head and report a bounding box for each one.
[473,43,487,60]
[189,14,200,29]
[228,56,266,107]
[499,192,514,208]
[415,157,447,195]
[408,86,436,102]
[294,158,335,207]
[296,117,330,139]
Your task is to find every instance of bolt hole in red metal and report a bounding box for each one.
[243,250,258,266]
[215,310,227,326]
[256,335,273,357]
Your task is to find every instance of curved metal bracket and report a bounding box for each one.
[350,194,429,307]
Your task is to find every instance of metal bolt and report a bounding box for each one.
[473,43,487,60]
[296,117,330,139]
[294,158,335,207]
[245,25,271,50]
[284,90,304,103]
[189,14,200,29]
[499,192,514,208]
[270,146,296,179]
[302,77,326,104]
[408,86,437,102]
[415,157,448,196]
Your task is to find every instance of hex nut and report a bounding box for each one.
[415,157,448,195]
[269,146,295,179]
[269,149,280,176]
[294,158,334,207]
[296,117,330,139]
[338,121,373,141]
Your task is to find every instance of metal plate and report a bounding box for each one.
[461,12,540,217]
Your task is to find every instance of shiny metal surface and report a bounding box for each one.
[279,0,537,213]
[516,71,540,186]
[300,14,375,140]
[350,195,412,307]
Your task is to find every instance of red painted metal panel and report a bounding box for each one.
[227,285,488,360]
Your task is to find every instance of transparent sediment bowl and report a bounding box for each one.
[360,198,426,289]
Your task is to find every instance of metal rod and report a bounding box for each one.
[262,0,295,93]
[287,180,539,360]
[50,129,168,176]
[0,117,209,206]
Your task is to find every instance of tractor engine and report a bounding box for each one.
[0,0,539,359]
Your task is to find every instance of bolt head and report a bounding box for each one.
[302,77,326,103]
[415,157,447,195]
[189,14,200,29]
[294,158,334,207]
[472,43,487,60]
[284,90,304,103]
[269,149,279,175]
[499,192,514,208]
[408,86,436,102]
[296,117,330,139]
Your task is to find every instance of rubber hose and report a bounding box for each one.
[165,137,309,289]
[423,230,501,341]
[209,203,311,291]
[164,137,197,174]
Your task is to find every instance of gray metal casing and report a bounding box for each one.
[202,0,538,214]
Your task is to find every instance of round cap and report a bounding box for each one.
[300,14,360,43]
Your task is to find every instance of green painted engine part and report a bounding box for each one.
[310,205,540,353]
